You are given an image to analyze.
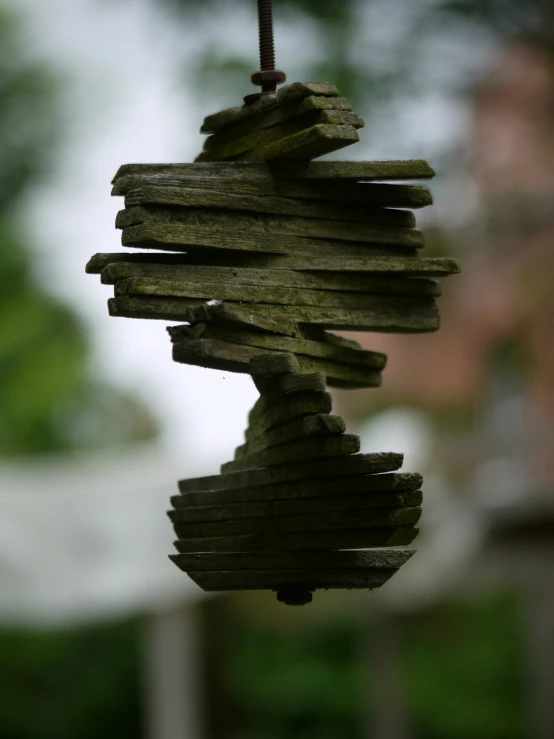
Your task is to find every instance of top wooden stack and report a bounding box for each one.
[196,81,364,162]
[87,82,459,388]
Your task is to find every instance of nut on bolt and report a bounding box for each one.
[251,69,287,87]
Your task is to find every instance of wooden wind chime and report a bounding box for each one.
[87,1,459,605]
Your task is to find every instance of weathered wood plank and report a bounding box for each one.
[244,391,333,441]
[249,352,301,378]
[171,489,423,523]
[201,110,364,161]
[238,414,346,458]
[220,433,360,474]
[115,174,434,209]
[185,568,397,592]
[93,250,458,276]
[120,222,420,258]
[173,524,419,552]
[170,549,414,571]
[86,251,193,274]
[178,453,404,494]
[103,262,439,298]
[124,186,417,227]
[172,506,421,539]
[189,298,440,335]
[117,205,424,249]
[171,337,383,389]
[248,368,325,415]
[169,323,386,369]
[225,124,360,161]
[202,95,353,149]
[112,160,436,185]
[108,295,203,321]
[176,472,422,508]
[115,276,435,312]
[200,81,340,134]
[252,365,325,397]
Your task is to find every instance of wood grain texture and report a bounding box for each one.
[108,295,203,321]
[169,323,386,369]
[220,433,360,474]
[201,95,354,150]
[115,174,434,208]
[112,160,436,185]
[170,489,423,523]
[106,262,440,298]
[115,276,435,312]
[171,337,383,388]
[185,569,397,591]
[170,549,414,570]
[176,471,421,507]
[200,81,340,134]
[172,506,421,539]
[117,205,424,249]
[120,222,420,258]
[204,95,352,148]
[196,123,360,162]
[201,110,364,161]
[188,298,440,335]
[124,186,418,227]
[245,392,333,441]
[237,413,346,458]
[177,453,405,494]
[173,524,419,552]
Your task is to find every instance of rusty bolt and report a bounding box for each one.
[245,0,287,104]
[251,69,287,86]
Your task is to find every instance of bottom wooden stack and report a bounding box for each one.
[169,353,422,605]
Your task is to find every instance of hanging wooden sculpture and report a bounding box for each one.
[86,0,460,605]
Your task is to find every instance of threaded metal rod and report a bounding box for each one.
[245,0,286,103]
[258,0,276,79]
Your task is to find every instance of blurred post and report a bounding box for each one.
[525,574,554,739]
[144,606,203,739]
[362,606,411,739]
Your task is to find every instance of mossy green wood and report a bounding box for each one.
[171,489,423,524]
[203,95,354,150]
[170,549,414,570]
[185,569,398,592]
[200,110,364,162]
[172,524,419,553]
[116,176,434,208]
[124,186,419,226]
[171,337,383,388]
[107,262,439,296]
[112,160,435,184]
[175,471,421,507]
[171,506,421,539]
[200,81,341,134]
[116,206,424,249]
[169,323,386,368]
[115,276,435,311]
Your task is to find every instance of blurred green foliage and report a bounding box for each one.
[0,620,143,739]
[214,589,524,739]
[0,7,153,739]
[0,9,158,456]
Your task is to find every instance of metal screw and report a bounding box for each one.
[244,0,286,104]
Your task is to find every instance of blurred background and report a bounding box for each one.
[1,0,553,737]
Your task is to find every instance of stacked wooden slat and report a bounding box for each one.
[196,81,364,162]
[169,354,422,605]
[86,82,461,602]
[86,156,458,388]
